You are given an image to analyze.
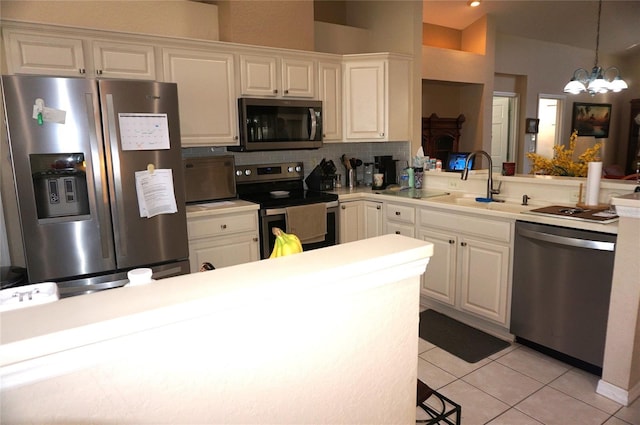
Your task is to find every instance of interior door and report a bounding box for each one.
[536,95,564,159]
[491,96,511,172]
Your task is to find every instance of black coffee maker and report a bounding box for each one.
[374,155,397,189]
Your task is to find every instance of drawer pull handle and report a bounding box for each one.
[377,205,381,210]
[395,231,400,234]
[449,239,455,244]
[221,224,227,230]
[395,211,401,216]
[253,237,258,242]
[460,242,467,247]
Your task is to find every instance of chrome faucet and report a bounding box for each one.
[461,150,501,201]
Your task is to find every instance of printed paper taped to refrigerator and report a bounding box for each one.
[135,169,178,218]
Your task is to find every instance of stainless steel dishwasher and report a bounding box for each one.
[510,221,616,373]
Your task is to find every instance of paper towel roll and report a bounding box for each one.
[585,162,602,206]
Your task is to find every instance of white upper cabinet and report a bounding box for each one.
[343,54,412,142]
[280,57,315,97]
[4,30,86,77]
[92,40,156,80]
[344,59,385,140]
[239,54,277,97]
[318,61,342,141]
[162,47,238,147]
[239,53,315,98]
[4,28,156,80]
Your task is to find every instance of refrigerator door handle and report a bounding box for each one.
[85,93,113,260]
[105,94,128,258]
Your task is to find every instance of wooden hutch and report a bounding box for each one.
[421,113,465,161]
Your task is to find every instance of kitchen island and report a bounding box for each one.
[0,235,433,424]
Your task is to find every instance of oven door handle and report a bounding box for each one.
[309,108,317,141]
[263,200,338,216]
[518,228,615,252]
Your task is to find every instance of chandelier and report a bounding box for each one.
[563,0,628,96]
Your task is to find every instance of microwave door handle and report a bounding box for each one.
[308,108,317,140]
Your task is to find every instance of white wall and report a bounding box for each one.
[495,33,640,169]
[0,0,220,41]
[1,235,432,423]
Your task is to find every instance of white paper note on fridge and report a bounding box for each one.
[135,169,178,218]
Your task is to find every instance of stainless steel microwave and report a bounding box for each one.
[230,98,322,151]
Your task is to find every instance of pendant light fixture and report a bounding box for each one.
[563,0,628,96]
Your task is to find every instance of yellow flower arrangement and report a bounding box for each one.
[527,130,602,177]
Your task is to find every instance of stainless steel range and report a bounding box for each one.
[235,162,339,259]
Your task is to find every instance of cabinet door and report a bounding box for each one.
[344,60,385,140]
[92,41,156,80]
[418,229,456,305]
[189,233,259,272]
[339,201,363,244]
[280,57,315,98]
[318,61,342,141]
[363,201,383,238]
[4,31,87,76]
[459,237,510,324]
[239,54,278,97]
[163,48,237,147]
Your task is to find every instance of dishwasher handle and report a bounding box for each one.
[518,227,615,252]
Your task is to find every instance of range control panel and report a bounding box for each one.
[235,162,304,183]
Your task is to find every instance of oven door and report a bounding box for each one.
[259,203,338,259]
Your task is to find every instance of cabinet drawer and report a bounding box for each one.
[386,221,415,237]
[419,209,511,243]
[385,203,415,224]
[187,212,257,239]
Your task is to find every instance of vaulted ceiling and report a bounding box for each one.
[423,0,640,57]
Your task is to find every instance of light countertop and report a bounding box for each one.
[330,186,620,234]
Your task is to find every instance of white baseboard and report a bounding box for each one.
[597,378,640,406]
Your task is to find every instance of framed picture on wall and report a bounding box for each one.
[571,102,611,138]
[525,118,539,134]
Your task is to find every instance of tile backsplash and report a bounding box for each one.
[182,141,411,186]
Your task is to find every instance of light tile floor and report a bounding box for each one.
[417,337,640,425]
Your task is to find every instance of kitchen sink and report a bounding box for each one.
[428,193,532,214]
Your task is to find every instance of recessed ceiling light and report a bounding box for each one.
[468,0,481,7]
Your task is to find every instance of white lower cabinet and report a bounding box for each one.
[418,208,512,326]
[339,200,382,243]
[187,209,259,272]
[417,228,457,306]
[384,202,415,237]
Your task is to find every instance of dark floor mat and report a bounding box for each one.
[419,309,510,363]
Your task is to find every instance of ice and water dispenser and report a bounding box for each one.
[30,153,89,219]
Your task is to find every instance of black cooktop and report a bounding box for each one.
[235,163,338,209]
[238,187,337,209]
[523,205,619,224]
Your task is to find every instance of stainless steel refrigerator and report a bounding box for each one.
[1,75,190,297]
